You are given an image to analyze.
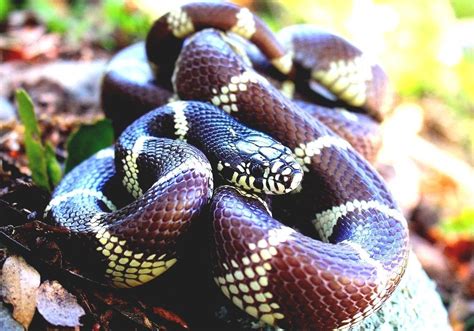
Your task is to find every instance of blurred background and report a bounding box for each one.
[0,0,473,329]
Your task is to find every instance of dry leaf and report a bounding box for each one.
[152,306,189,329]
[1,255,41,329]
[37,280,85,327]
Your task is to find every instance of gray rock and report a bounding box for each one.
[0,96,16,122]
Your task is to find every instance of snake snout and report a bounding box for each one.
[230,134,303,194]
[265,153,303,194]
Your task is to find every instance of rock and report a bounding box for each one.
[0,59,108,116]
[0,97,16,122]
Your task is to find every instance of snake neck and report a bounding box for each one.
[118,101,302,195]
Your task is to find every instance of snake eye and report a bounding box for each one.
[250,163,265,178]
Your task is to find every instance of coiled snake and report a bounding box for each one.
[45,2,409,329]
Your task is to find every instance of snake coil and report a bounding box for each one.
[46,2,409,329]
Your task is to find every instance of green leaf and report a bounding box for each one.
[15,89,40,137]
[65,119,114,173]
[45,142,63,187]
[0,0,11,22]
[451,0,474,18]
[15,89,50,191]
[439,209,474,237]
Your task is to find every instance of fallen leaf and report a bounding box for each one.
[36,280,85,327]
[1,255,41,329]
[152,306,189,329]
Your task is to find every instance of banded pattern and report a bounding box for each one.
[212,209,288,326]
[48,100,303,287]
[172,100,189,140]
[313,199,406,242]
[146,2,290,86]
[116,101,302,197]
[121,136,150,198]
[45,189,116,216]
[294,100,383,162]
[166,7,195,38]
[209,71,261,113]
[173,28,408,329]
[230,8,256,39]
[293,135,351,172]
[70,2,406,330]
[277,25,393,121]
[211,186,407,329]
[270,52,293,76]
[94,219,178,288]
[45,144,213,287]
[311,55,373,107]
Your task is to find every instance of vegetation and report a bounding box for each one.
[15,89,114,190]
[15,89,61,191]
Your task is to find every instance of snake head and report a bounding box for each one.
[218,133,303,195]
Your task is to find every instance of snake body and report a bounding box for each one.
[277,25,393,121]
[46,2,409,329]
[45,141,211,287]
[173,29,408,329]
[100,42,172,134]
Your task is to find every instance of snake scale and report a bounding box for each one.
[45,2,409,329]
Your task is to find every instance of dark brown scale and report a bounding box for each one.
[294,100,382,163]
[110,162,207,251]
[106,146,210,257]
[146,2,287,87]
[200,36,382,163]
[173,29,408,329]
[45,142,212,286]
[278,25,393,121]
[225,27,392,121]
[212,186,407,329]
[117,101,299,188]
[174,29,394,208]
[101,42,173,135]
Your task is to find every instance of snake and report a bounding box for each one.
[45,2,409,330]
